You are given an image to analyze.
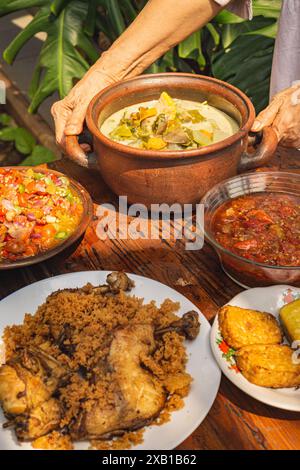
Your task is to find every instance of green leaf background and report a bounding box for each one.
[21,145,57,165]
[0,0,282,113]
[0,119,57,165]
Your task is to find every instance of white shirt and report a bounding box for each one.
[214,0,300,98]
[215,0,252,19]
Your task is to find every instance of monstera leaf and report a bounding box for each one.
[211,0,280,113]
[2,1,98,113]
[28,2,98,112]
[0,0,282,113]
[0,0,48,15]
[252,0,282,18]
[212,34,275,112]
[4,6,51,65]
[218,15,275,48]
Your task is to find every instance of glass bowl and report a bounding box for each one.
[201,171,300,288]
[0,167,93,270]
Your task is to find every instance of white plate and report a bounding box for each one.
[0,271,221,450]
[211,285,300,411]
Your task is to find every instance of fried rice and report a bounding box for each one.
[3,283,192,449]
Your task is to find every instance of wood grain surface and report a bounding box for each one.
[0,146,299,450]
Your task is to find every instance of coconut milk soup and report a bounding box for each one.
[100,91,239,151]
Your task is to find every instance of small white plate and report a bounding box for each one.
[0,271,221,450]
[211,285,300,411]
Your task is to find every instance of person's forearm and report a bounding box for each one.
[88,0,223,83]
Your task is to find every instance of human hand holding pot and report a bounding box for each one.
[252,83,300,149]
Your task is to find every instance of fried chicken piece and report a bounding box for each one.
[0,348,68,440]
[108,325,166,424]
[155,311,200,340]
[91,272,135,296]
[47,272,135,301]
[0,364,27,415]
[14,398,61,441]
[73,312,200,440]
[0,363,51,416]
[72,324,166,440]
[236,344,300,388]
[106,272,135,293]
[33,431,73,450]
[219,305,282,350]
[0,348,66,416]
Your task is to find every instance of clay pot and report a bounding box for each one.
[65,73,278,206]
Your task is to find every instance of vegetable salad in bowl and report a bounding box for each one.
[0,168,89,265]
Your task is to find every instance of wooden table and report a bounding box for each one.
[0,146,299,451]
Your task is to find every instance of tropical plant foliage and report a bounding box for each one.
[0,0,281,113]
[0,112,56,165]
[211,1,281,111]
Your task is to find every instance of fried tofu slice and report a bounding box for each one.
[219,305,282,350]
[236,344,300,388]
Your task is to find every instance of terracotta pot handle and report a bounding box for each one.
[238,126,278,173]
[65,135,89,168]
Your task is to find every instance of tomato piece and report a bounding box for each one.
[39,224,57,240]
[247,209,273,224]
[5,240,27,255]
[18,193,30,207]
[279,206,297,218]
[0,225,7,242]
[26,181,37,193]
[233,239,258,251]
[23,245,38,257]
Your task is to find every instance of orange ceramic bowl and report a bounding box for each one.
[65,73,278,206]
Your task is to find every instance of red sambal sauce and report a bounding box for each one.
[211,193,300,267]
